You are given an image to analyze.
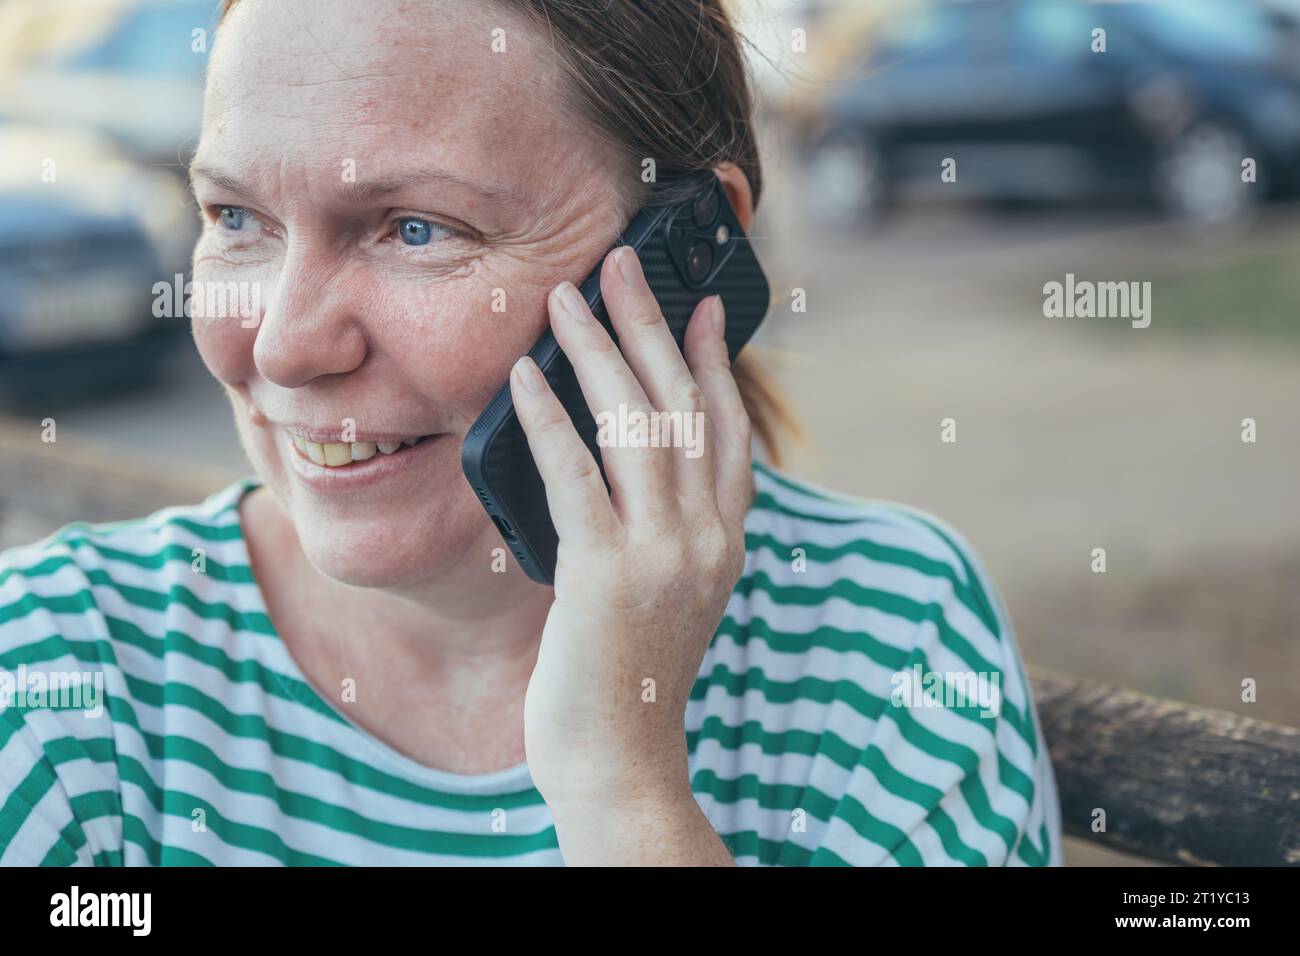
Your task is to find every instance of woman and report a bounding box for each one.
[0,0,1061,866]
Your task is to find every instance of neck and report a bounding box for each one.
[242,485,554,670]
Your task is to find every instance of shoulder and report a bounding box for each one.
[0,479,257,662]
[742,460,1008,642]
[702,462,1061,866]
[0,480,258,864]
[0,480,259,743]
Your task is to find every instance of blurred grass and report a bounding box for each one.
[1095,218,1300,343]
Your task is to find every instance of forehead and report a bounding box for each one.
[200,0,585,200]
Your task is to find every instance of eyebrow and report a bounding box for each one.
[188,162,522,206]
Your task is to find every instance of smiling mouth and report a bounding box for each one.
[288,433,435,468]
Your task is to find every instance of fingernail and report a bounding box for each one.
[513,355,546,393]
[710,295,725,336]
[615,245,644,288]
[552,282,592,324]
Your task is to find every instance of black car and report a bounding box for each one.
[798,0,1300,227]
[0,0,211,406]
[0,125,193,408]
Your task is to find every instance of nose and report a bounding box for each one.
[252,243,368,388]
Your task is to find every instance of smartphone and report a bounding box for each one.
[461,171,771,585]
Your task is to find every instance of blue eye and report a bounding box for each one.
[218,206,249,230]
[397,217,435,246]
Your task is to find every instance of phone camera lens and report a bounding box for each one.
[685,241,713,283]
[692,188,719,228]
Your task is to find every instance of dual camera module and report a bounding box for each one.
[669,183,732,287]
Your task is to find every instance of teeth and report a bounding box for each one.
[292,432,426,466]
[322,442,351,466]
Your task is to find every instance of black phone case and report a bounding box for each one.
[461,173,771,585]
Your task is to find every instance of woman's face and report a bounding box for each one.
[190,0,630,589]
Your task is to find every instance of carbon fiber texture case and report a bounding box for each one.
[461,172,771,584]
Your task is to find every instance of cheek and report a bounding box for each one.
[192,314,257,388]
[373,270,554,417]
[190,245,272,386]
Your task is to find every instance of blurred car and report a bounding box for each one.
[794,0,1300,227]
[0,125,194,407]
[0,0,215,173]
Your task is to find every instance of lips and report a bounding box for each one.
[278,424,450,493]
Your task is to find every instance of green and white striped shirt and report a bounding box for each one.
[0,462,1061,866]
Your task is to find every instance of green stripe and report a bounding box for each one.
[105,614,345,726]
[44,482,251,545]
[44,819,87,866]
[4,542,256,586]
[752,460,878,512]
[883,507,1000,637]
[0,743,64,857]
[715,829,812,865]
[738,570,1000,677]
[715,611,910,670]
[0,577,272,638]
[744,528,997,648]
[92,847,125,866]
[67,788,123,835]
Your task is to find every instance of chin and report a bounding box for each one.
[291,496,488,590]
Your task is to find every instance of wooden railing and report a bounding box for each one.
[1031,669,1299,866]
[3,416,1298,866]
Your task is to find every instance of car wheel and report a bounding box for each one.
[1155,121,1258,225]
[801,129,888,230]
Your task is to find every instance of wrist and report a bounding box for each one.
[548,782,721,865]
[531,724,691,812]
[546,775,696,829]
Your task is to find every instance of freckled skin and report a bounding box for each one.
[192,0,630,596]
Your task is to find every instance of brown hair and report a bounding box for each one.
[216,0,800,463]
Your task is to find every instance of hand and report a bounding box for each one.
[509,245,751,864]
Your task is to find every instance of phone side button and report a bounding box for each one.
[491,514,519,542]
